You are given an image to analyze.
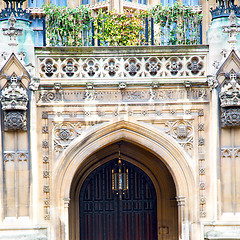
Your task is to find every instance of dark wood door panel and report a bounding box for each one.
[80,160,157,240]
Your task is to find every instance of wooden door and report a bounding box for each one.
[79,160,157,240]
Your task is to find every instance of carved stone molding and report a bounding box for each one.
[29,77,40,91]
[3,151,28,163]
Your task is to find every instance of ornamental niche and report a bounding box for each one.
[0,72,28,131]
[0,51,34,131]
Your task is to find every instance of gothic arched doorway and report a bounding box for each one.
[69,141,178,240]
[79,159,157,240]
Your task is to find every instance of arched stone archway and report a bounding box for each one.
[52,120,197,240]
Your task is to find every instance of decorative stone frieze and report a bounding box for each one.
[37,54,207,80]
[37,88,209,104]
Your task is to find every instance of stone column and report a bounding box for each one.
[176,196,186,240]
[63,198,71,240]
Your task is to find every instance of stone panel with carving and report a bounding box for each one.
[53,122,82,153]
[37,55,206,80]
[165,120,193,156]
[4,111,27,131]
[221,108,240,127]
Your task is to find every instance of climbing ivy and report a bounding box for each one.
[43,3,202,46]
[44,4,93,46]
[151,2,203,45]
[94,9,148,46]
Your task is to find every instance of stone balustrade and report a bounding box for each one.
[36,45,208,84]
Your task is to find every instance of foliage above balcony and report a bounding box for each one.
[151,2,202,45]
[44,4,92,46]
[43,3,202,47]
[94,9,148,46]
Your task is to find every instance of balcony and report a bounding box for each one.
[36,45,208,84]
[28,3,203,47]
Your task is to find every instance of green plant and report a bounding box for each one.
[151,2,203,45]
[44,4,93,46]
[94,9,148,46]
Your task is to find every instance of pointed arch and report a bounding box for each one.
[52,120,196,222]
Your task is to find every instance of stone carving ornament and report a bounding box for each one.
[38,55,206,79]
[207,75,218,91]
[187,57,203,75]
[0,73,28,131]
[4,111,27,131]
[219,72,240,107]
[1,73,28,111]
[165,120,193,156]
[166,57,182,76]
[53,122,82,153]
[221,108,240,127]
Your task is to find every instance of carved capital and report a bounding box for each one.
[176,196,185,206]
[29,77,40,91]
[207,75,218,91]
[63,197,71,208]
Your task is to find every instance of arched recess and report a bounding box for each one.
[52,120,196,240]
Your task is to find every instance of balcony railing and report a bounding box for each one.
[28,4,202,47]
[36,45,208,82]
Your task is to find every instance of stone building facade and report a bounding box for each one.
[0,0,240,240]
